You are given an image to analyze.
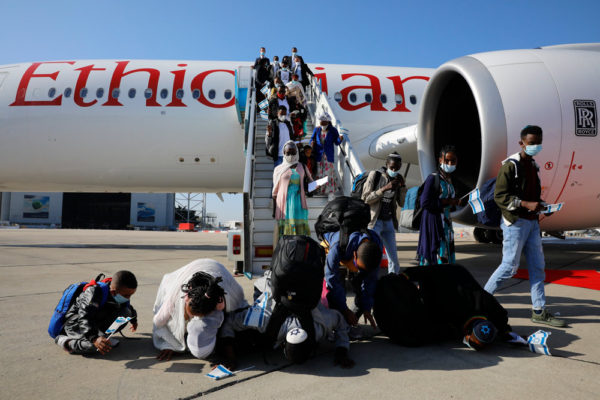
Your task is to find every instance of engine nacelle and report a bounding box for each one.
[417,45,600,231]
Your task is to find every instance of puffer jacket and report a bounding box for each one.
[63,285,136,342]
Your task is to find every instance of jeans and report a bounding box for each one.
[484,218,546,310]
[274,156,283,167]
[373,218,400,274]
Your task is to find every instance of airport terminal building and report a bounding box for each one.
[0,192,175,229]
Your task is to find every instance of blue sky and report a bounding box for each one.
[2,0,598,223]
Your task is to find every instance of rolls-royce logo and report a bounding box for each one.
[573,100,597,137]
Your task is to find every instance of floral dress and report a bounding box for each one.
[278,169,310,236]
[317,129,341,196]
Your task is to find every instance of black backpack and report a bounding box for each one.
[350,170,381,199]
[266,235,325,352]
[270,235,325,312]
[411,173,439,230]
[314,196,371,251]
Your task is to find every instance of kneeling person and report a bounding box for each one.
[54,270,138,355]
[153,259,247,361]
[221,272,354,368]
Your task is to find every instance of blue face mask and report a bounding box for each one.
[387,169,399,178]
[524,144,542,156]
[440,163,456,173]
[113,293,129,304]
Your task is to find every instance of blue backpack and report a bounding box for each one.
[400,173,439,230]
[351,170,381,199]
[48,274,111,338]
[475,159,519,227]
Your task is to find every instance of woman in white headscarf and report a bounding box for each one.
[152,258,246,361]
[272,140,313,239]
[310,112,343,199]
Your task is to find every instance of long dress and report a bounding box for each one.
[278,169,310,236]
[317,129,341,196]
[417,174,456,265]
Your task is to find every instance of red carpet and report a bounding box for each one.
[513,269,600,290]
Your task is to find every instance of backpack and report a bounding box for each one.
[350,170,381,199]
[314,196,371,251]
[475,159,519,227]
[373,273,432,347]
[270,235,325,312]
[48,274,111,338]
[400,173,439,231]
[266,236,325,351]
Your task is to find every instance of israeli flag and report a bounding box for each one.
[105,316,131,335]
[258,99,269,110]
[527,330,552,356]
[243,292,268,328]
[259,110,269,121]
[206,365,234,380]
[544,203,564,213]
[468,188,485,214]
[260,84,270,95]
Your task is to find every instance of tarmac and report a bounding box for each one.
[0,228,598,400]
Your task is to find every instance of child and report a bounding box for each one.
[303,144,316,177]
[54,270,138,355]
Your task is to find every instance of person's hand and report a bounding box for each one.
[93,337,112,355]
[333,347,355,369]
[130,320,138,332]
[343,308,359,326]
[362,311,377,328]
[157,349,175,361]
[339,135,344,142]
[382,181,395,192]
[522,201,544,213]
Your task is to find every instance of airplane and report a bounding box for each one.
[0,43,599,237]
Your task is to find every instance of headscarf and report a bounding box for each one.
[318,112,332,122]
[273,140,300,184]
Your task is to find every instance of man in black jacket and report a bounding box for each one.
[55,270,138,355]
[266,106,294,167]
[252,47,271,103]
[268,86,297,121]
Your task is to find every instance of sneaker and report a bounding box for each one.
[531,309,566,327]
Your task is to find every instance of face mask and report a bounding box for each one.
[292,80,297,83]
[284,151,299,164]
[524,144,542,156]
[321,123,328,130]
[260,52,265,57]
[440,163,456,173]
[292,52,297,58]
[113,293,129,304]
[387,169,399,178]
[278,115,286,122]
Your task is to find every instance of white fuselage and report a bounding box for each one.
[0,60,431,192]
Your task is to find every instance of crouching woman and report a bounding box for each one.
[152,258,247,360]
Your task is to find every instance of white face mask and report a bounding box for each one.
[278,115,286,122]
[284,150,299,164]
[440,163,456,173]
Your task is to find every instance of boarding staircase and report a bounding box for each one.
[236,66,366,276]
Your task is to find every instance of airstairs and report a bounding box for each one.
[236,66,366,276]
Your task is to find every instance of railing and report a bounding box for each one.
[306,76,365,196]
[242,70,256,274]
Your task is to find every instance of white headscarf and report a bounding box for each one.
[318,112,332,122]
[152,259,246,354]
[273,140,300,184]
